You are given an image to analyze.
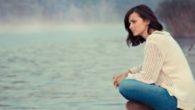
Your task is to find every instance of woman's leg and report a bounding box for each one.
[119,79,177,110]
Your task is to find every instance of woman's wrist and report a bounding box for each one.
[124,72,129,77]
[127,69,133,74]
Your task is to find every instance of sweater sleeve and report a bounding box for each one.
[126,42,165,84]
[128,65,142,74]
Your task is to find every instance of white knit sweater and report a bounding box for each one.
[126,31,195,110]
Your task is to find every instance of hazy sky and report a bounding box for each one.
[0,0,164,24]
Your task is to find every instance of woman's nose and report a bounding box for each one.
[129,24,133,30]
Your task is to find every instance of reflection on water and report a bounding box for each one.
[0,24,144,110]
[0,25,194,110]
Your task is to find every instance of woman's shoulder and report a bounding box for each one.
[146,30,177,51]
[147,30,173,44]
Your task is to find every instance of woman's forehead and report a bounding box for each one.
[128,12,140,20]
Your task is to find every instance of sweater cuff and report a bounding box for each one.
[126,73,135,79]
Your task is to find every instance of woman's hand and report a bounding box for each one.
[113,72,128,88]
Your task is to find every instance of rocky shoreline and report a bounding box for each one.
[175,37,195,78]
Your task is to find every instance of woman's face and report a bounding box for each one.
[128,12,149,36]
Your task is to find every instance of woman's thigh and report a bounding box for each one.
[119,79,177,110]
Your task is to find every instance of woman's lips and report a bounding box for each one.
[131,29,135,32]
[132,30,136,33]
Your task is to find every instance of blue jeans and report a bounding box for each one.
[119,79,178,110]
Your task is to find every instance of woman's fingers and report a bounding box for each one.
[113,77,121,88]
[113,77,119,88]
[113,73,126,88]
[114,81,119,88]
[115,74,126,87]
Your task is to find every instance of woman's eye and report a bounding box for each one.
[130,20,136,24]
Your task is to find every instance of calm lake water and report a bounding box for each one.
[0,24,194,110]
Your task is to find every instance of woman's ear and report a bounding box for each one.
[145,20,150,26]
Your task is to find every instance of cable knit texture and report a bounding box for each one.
[126,31,195,110]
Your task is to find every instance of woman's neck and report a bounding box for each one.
[142,29,156,40]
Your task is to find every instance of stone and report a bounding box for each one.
[126,101,153,110]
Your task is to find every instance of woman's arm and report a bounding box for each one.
[126,42,165,84]
[128,65,142,74]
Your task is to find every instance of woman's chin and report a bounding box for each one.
[133,33,139,36]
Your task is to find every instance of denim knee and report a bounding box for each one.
[119,79,178,110]
[119,79,138,98]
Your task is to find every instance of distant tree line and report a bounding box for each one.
[0,0,158,24]
[156,0,195,37]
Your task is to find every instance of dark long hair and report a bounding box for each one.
[124,5,163,47]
